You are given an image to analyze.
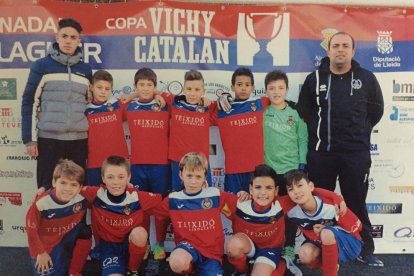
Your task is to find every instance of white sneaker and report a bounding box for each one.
[282,255,303,276]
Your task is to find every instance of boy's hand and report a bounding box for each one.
[120,93,135,103]
[202,97,212,107]
[31,187,46,203]
[155,94,166,108]
[236,191,251,202]
[335,200,348,216]
[35,252,53,275]
[313,224,325,236]
[25,144,39,157]
[217,93,233,113]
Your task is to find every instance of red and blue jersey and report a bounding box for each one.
[155,187,237,262]
[163,93,217,162]
[81,186,162,243]
[217,97,269,174]
[26,190,88,258]
[287,194,362,242]
[85,98,128,169]
[125,99,169,165]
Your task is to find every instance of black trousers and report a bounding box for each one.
[37,137,88,189]
[307,150,374,256]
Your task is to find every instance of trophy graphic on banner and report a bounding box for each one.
[244,12,284,68]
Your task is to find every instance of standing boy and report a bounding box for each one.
[85,70,128,186]
[217,68,269,193]
[81,156,163,276]
[284,169,363,276]
[26,159,91,276]
[22,18,92,189]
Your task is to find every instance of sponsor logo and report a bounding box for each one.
[237,12,290,68]
[392,80,414,101]
[387,162,405,178]
[101,216,134,227]
[351,78,362,90]
[103,256,120,268]
[0,170,33,178]
[377,31,393,54]
[177,219,216,231]
[5,155,37,161]
[0,134,22,147]
[366,203,402,214]
[319,84,327,92]
[370,144,379,156]
[0,107,21,129]
[389,106,414,123]
[389,186,414,195]
[0,17,58,33]
[0,192,22,206]
[371,225,383,238]
[106,17,146,30]
[0,79,17,100]
[394,226,414,239]
[373,31,401,68]
[160,80,183,95]
[211,167,224,177]
[11,225,26,233]
[113,85,133,98]
[205,82,231,99]
[368,177,376,190]
[47,213,56,219]
[320,28,338,51]
[177,204,184,209]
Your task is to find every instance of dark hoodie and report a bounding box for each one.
[297,57,384,152]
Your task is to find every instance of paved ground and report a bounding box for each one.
[1,247,413,275]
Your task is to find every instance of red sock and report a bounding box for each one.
[272,258,286,276]
[181,263,193,274]
[228,254,248,273]
[322,243,339,276]
[155,218,169,243]
[128,242,147,272]
[69,238,92,274]
[307,258,321,269]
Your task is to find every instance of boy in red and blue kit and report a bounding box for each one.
[284,169,363,276]
[26,159,91,276]
[154,152,249,275]
[81,156,163,276]
[85,70,128,186]
[161,70,217,191]
[217,67,269,193]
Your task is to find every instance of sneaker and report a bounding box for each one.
[357,254,384,267]
[126,271,139,276]
[230,272,247,276]
[282,256,303,276]
[283,245,296,261]
[143,246,150,260]
[153,243,166,260]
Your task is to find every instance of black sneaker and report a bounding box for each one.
[126,270,139,276]
[357,254,384,267]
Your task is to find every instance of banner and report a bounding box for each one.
[1,0,413,253]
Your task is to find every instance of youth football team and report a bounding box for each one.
[24,18,364,276]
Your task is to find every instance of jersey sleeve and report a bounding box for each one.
[313,188,343,205]
[161,92,175,107]
[137,191,163,214]
[261,97,271,109]
[152,196,170,220]
[338,208,362,236]
[219,190,238,219]
[80,186,99,203]
[119,99,128,121]
[277,195,296,213]
[26,200,45,256]
[209,101,218,126]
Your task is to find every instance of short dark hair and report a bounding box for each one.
[101,155,130,176]
[328,31,355,49]
[58,18,83,33]
[184,70,204,82]
[231,67,254,86]
[251,164,278,188]
[264,70,289,89]
[284,169,309,188]
[92,70,113,86]
[134,67,157,86]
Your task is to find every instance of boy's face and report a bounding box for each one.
[135,79,156,102]
[250,176,278,207]
[286,179,314,205]
[231,75,254,100]
[183,80,205,105]
[55,27,80,56]
[52,176,82,203]
[179,166,206,194]
[266,79,288,107]
[102,165,131,196]
[91,80,112,102]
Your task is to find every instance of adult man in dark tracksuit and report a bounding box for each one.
[297,32,384,266]
[22,18,92,189]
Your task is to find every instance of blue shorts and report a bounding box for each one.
[30,222,85,276]
[171,161,212,192]
[303,226,363,264]
[94,239,129,276]
[131,164,170,196]
[175,241,224,276]
[86,167,102,186]
[224,172,253,194]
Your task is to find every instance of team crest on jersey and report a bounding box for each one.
[196,105,205,113]
[250,102,257,111]
[201,198,213,209]
[73,202,82,213]
[287,115,293,126]
[107,103,114,112]
[152,103,161,111]
[124,204,131,215]
[351,78,362,90]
